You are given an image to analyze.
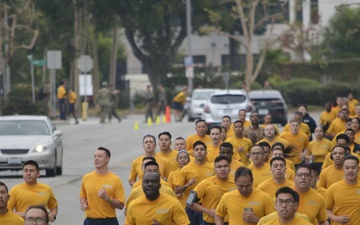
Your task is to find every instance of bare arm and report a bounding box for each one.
[326,209,351,224]
[214,214,224,225]
[80,197,88,211]
[128,180,135,187]
[98,187,124,209]
[188,203,216,218]
[174,178,196,194]
[48,206,58,222]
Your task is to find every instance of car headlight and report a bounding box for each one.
[35,144,49,153]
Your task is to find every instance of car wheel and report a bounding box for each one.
[188,116,194,122]
[46,167,56,177]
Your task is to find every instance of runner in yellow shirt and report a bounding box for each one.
[186,119,212,155]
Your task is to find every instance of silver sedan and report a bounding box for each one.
[0,115,63,177]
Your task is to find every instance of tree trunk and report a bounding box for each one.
[90,23,99,103]
[109,26,117,86]
[73,0,80,109]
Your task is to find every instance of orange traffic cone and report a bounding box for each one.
[165,106,171,123]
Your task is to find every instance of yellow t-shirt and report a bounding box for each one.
[320,110,336,126]
[226,127,235,139]
[257,137,289,149]
[315,185,327,196]
[206,143,220,163]
[126,193,190,225]
[68,92,77,104]
[247,163,272,187]
[324,180,360,225]
[261,216,313,225]
[128,154,173,183]
[173,161,214,201]
[309,138,333,163]
[229,160,246,181]
[125,183,176,209]
[257,177,294,198]
[8,182,58,212]
[321,153,333,169]
[57,85,66,99]
[216,188,274,225]
[292,187,328,225]
[279,131,309,164]
[283,122,311,137]
[225,135,253,165]
[173,91,187,104]
[167,169,186,207]
[0,210,25,225]
[229,120,251,131]
[194,176,236,223]
[185,134,212,156]
[354,131,360,144]
[285,159,296,172]
[349,98,359,106]
[327,118,346,136]
[80,171,125,219]
[331,106,342,118]
[318,165,344,189]
[156,150,179,170]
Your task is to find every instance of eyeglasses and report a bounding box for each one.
[250,152,264,156]
[25,217,46,225]
[277,199,294,206]
[296,173,311,178]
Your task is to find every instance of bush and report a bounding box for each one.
[1,83,47,115]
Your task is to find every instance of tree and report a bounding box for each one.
[0,0,39,96]
[322,4,360,59]
[204,0,289,89]
[101,0,220,90]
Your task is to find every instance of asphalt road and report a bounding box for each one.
[0,111,321,224]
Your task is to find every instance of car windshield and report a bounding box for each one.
[0,120,50,135]
[192,92,213,100]
[211,94,246,104]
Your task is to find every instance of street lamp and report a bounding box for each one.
[27,55,35,103]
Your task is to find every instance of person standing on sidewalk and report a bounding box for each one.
[156,84,167,117]
[109,84,122,123]
[67,89,79,124]
[57,80,67,120]
[97,81,112,124]
[143,85,154,123]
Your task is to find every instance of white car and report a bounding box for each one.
[0,115,63,177]
[201,89,254,124]
[188,88,220,121]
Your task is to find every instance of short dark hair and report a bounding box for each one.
[0,182,8,193]
[25,205,49,224]
[143,134,156,144]
[346,118,353,123]
[220,142,233,151]
[142,156,156,162]
[271,142,285,152]
[270,156,286,166]
[175,137,185,141]
[344,155,359,165]
[97,146,111,158]
[144,161,159,170]
[309,163,320,176]
[222,115,231,121]
[276,187,300,203]
[297,104,307,110]
[295,164,311,174]
[23,160,40,171]
[210,125,222,133]
[294,111,303,116]
[158,131,172,140]
[250,144,264,153]
[345,128,355,135]
[195,119,206,125]
[336,134,349,144]
[214,155,231,164]
[233,120,244,126]
[235,167,253,182]
[193,140,207,150]
[221,126,227,133]
[258,141,271,149]
[239,109,246,113]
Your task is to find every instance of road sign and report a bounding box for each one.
[33,60,46,67]
[47,51,62,69]
[77,55,93,73]
[185,66,194,78]
[184,56,193,67]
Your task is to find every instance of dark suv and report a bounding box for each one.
[248,90,288,126]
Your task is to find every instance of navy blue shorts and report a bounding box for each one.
[172,101,182,110]
[68,104,75,113]
[83,217,119,225]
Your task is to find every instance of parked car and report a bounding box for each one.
[201,89,254,124]
[0,115,63,177]
[248,90,288,126]
[188,88,220,121]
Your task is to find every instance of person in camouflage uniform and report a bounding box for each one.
[156,84,167,117]
[97,81,112,124]
[109,84,121,123]
[143,85,154,123]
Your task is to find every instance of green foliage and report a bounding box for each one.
[1,84,47,115]
[322,5,360,59]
